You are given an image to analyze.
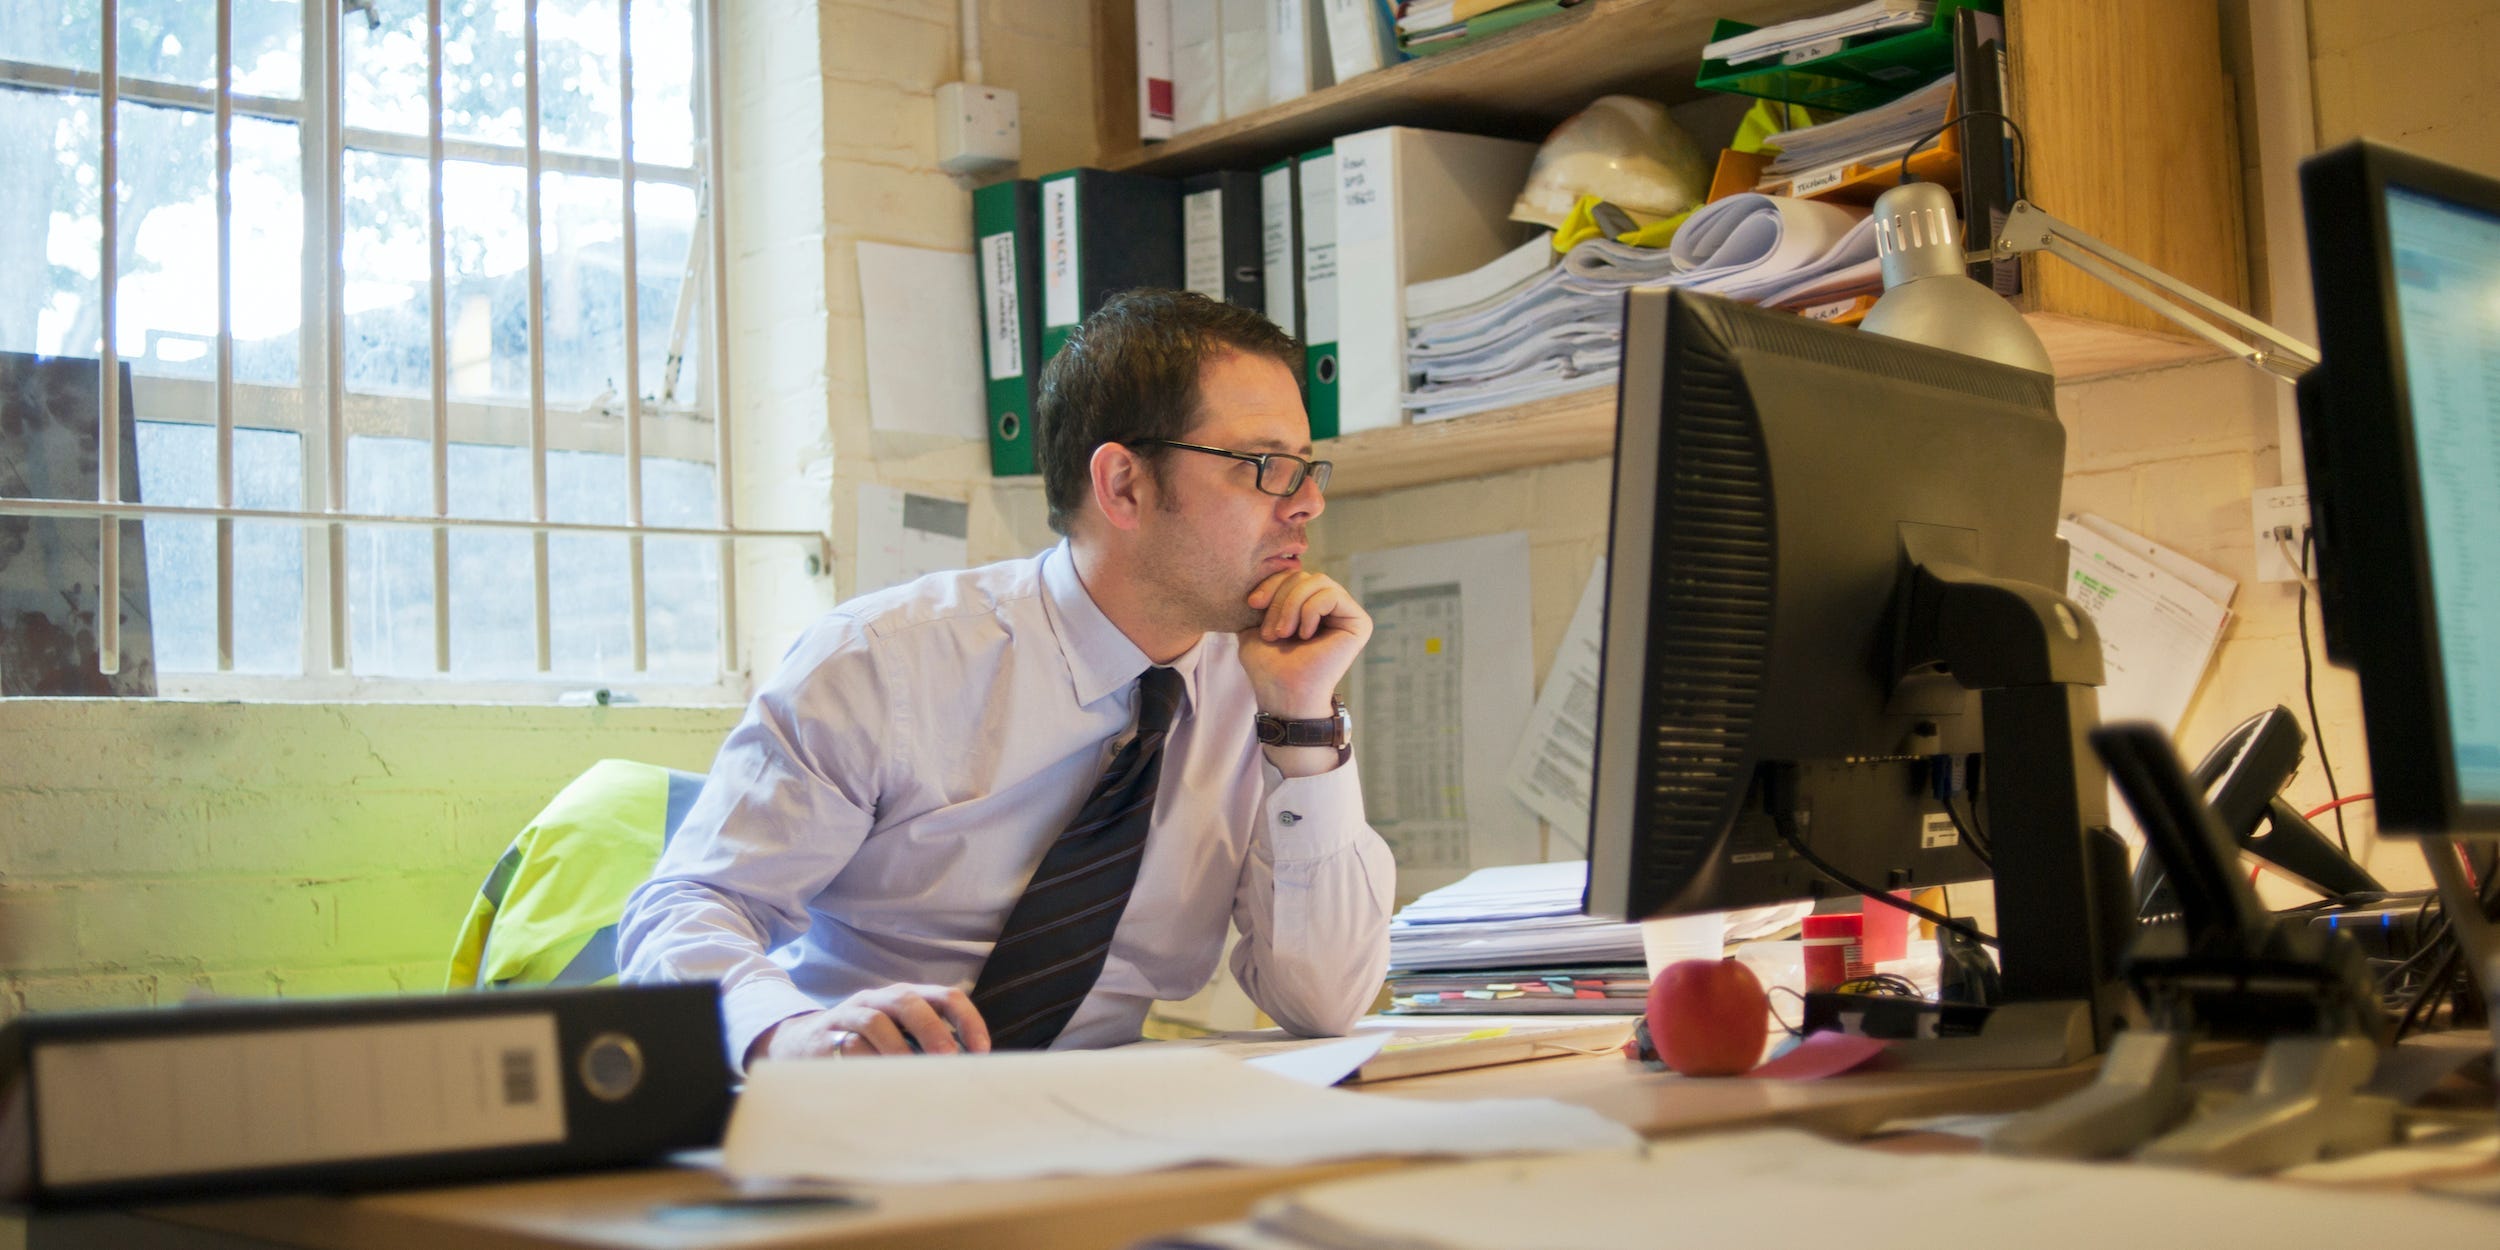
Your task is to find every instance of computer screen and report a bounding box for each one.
[1585,289,2128,1028]
[2298,141,2500,837]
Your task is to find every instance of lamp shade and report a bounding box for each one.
[1860,183,2052,374]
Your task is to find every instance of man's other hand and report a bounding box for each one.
[748,984,991,1066]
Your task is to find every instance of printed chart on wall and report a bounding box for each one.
[1350,533,1538,895]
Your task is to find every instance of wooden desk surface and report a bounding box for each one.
[113,1049,2112,1250]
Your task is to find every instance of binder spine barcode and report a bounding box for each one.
[501,1047,540,1106]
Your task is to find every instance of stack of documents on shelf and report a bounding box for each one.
[1397,0,1586,56]
[1704,0,1936,66]
[1760,72,1955,187]
[1400,193,1879,420]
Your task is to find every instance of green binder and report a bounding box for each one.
[1296,146,1339,440]
[974,178,1044,476]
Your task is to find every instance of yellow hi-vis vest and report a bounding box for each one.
[446,759,707,989]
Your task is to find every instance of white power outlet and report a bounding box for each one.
[2252,485,2311,583]
[936,82,1020,177]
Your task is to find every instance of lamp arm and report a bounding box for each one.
[1994,201,2321,381]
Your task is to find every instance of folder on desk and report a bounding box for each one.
[1185,170,1266,311]
[975,177,1046,476]
[1331,126,1538,434]
[0,983,730,1206]
[1295,146,1341,439]
[1038,167,1185,366]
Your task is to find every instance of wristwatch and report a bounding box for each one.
[1255,695,1352,766]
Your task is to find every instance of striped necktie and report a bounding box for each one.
[971,665,1185,1049]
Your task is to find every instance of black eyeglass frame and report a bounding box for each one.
[1131,439,1333,498]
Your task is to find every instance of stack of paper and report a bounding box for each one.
[1760,72,1955,183]
[1703,0,1935,66]
[1388,964,1649,1014]
[1389,861,1645,974]
[1399,193,1881,420]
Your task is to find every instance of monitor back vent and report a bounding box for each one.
[1639,363,1773,899]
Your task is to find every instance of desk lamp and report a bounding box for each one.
[1860,181,2320,380]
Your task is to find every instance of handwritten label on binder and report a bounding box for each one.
[1042,177,1078,329]
[980,232,1021,381]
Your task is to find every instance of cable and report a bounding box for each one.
[1942,798,1992,867]
[2302,793,2373,822]
[1895,109,2029,203]
[1772,814,1998,948]
[2293,531,2352,857]
[1766,986,1807,1037]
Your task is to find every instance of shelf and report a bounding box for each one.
[1320,314,2220,499]
[1095,0,1841,179]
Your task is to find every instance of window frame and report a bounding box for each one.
[0,0,819,703]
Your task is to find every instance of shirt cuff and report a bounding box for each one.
[722,975,827,1073]
[1259,755,1372,865]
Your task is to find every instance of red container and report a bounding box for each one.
[1801,913,1868,992]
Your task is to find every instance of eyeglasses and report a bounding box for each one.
[1134,439,1332,498]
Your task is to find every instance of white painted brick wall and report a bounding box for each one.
[0,702,739,1019]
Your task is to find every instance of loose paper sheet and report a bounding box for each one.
[1349,533,1540,894]
[1504,558,1605,858]
[856,241,986,440]
[2057,514,2233,732]
[853,483,971,597]
[1248,1128,2500,1250]
[723,1049,1638,1185]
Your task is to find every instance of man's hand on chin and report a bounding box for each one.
[1239,569,1370,774]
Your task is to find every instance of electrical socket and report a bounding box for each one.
[2252,485,2311,583]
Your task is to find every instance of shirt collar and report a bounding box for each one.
[1039,541,1205,715]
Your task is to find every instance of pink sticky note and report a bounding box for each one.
[1746,1030,1892,1080]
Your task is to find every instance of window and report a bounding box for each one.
[1,0,813,696]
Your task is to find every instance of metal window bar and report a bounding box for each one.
[428,0,452,674]
[701,0,739,676]
[620,0,649,673]
[216,0,236,671]
[4,0,804,685]
[322,0,350,673]
[98,0,121,676]
[523,0,552,674]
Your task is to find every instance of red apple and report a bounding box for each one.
[1646,957,1769,1076]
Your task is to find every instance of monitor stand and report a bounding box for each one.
[1872,554,2139,1069]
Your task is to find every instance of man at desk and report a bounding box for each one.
[620,290,1395,1069]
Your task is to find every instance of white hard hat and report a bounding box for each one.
[1511,95,1713,229]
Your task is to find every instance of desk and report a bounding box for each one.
[70,1050,2116,1250]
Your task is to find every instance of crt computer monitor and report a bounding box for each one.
[1585,288,2130,1028]
[2297,139,2500,841]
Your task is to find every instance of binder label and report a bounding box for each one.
[1184,188,1225,301]
[1337,145,1387,247]
[1042,177,1079,329]
[35,1013,567,1185]
[980,230,1022,381]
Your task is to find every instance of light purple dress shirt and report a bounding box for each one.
[617,541,1396,1066]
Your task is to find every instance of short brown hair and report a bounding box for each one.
[1034,289,1302,535]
